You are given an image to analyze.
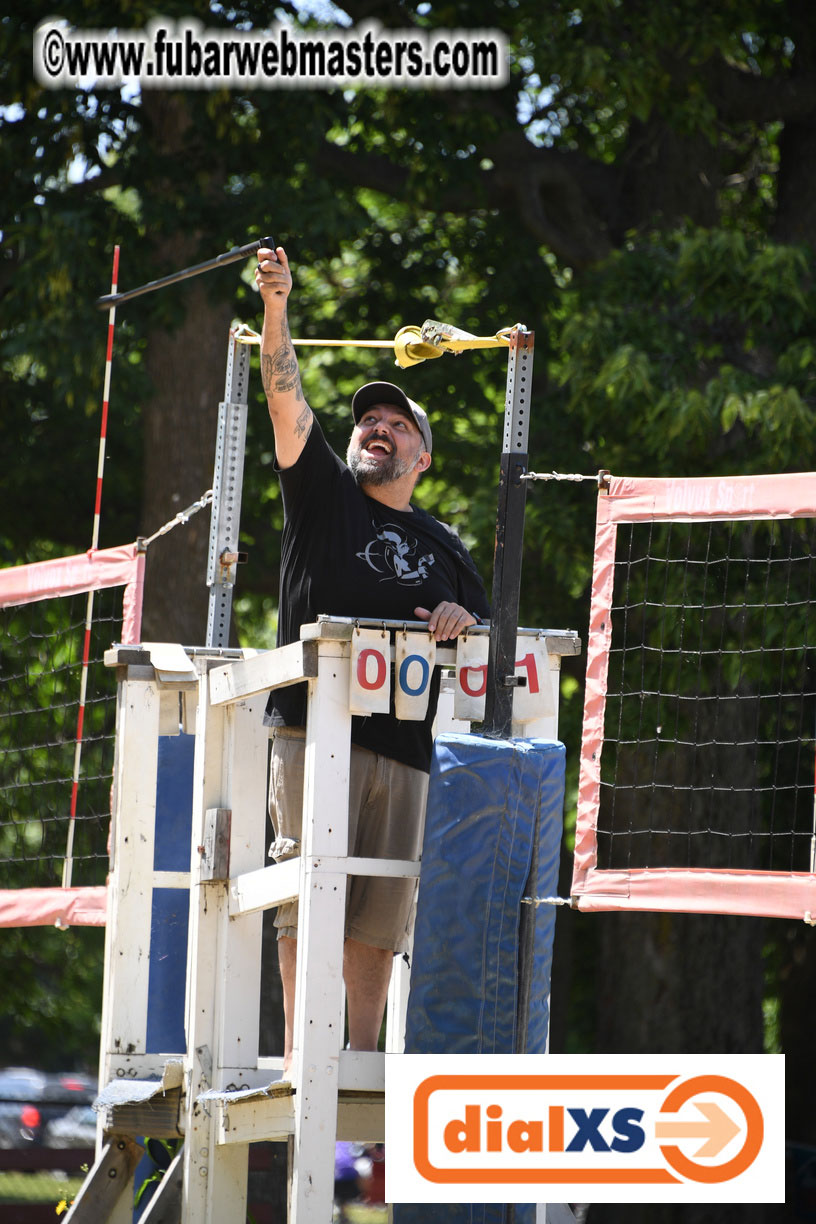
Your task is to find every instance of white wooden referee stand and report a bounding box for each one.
[70,616,578,1224]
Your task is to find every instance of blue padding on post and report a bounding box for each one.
[153,734,195,872]
[405,734,564,1055]
[146,888,189,1054]
[397,734,565,1224]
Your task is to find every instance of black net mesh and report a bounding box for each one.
[0,588,121,889]
[597,517,816,874]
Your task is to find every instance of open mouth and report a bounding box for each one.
[363,437,393,457]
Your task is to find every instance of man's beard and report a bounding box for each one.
[346,441,421,487]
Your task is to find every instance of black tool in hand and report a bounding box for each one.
[96,235,275,309]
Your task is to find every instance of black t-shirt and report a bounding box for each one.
[265,418,490,772]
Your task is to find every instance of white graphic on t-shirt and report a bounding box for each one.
[357,523,436,585]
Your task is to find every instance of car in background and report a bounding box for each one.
[43,1104,98,1148]
[0,1067,96,1148]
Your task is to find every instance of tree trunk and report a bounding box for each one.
[135,90,238,644]
[140,283,234,644]
[774,118,816,246]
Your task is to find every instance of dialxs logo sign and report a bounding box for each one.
[385,1055,784,1204]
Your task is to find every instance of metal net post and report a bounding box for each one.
[206,331,250,648]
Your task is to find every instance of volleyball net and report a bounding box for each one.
[6,471,816,927]
[0,544,144,927]
[571,472,816,922]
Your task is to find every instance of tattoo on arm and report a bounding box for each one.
[260,314,305,402]
[261,346,304,399]
[294,405,311,438]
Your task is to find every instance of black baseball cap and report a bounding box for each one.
[351,381,433,454]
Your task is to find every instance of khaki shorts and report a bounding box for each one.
[268,727,429,954]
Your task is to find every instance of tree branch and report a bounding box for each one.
[318,135,613,268]
[704,55,816,124]
[319,0,418,28]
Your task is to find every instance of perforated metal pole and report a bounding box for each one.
[483,325,534,738]
[206,331,250,648]
[481,326,541,1143]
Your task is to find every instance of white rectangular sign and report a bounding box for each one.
[453,634,557,725]
[385,1053,784,1204]
[395,632,436,722]
[349,626,391,715]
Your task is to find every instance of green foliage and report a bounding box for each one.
[134,1138,184,1208]
[552,228,816,478]
[0,924,104,1069]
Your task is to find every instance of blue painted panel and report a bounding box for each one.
[145,887,188,1055]
[153,734,195,872]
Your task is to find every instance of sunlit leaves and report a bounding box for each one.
[552,227,816,475]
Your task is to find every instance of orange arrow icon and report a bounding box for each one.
[655,1101,741,1159]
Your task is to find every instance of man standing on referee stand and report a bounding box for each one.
[255,244,489,1072]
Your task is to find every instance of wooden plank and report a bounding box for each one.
[101,676,161,1061]
[62,1137,143,1222]
[215,1087,385,1146]
[231,855,421,909]
[209,641,318,706]
[104,647,152,668]
[201,807,231,881]
[335,1095,385,1142]
[151,869,191,890]
[308,855,419,880]
[217,698,266,1072]
[300,619,354,641]
[544,631,581,656]
[105,1087,182,1139]
[290,648,352,1221]
[105,1054,175,1081]
[229,860,300,917]
[386,949,412,1054]
[217,1063,286,1088]
[300,617,579,654]
[338,1050,384,1091]
[181,672,251,1224]
[96,1064,185,1141]
[218,1092,295,1145]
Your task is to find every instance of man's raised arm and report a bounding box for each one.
[255,245,313,469]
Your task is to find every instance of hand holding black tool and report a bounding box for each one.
[254,243,293,301]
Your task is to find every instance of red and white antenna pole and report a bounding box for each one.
[62,246,120,893]
[92,244,119,550]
